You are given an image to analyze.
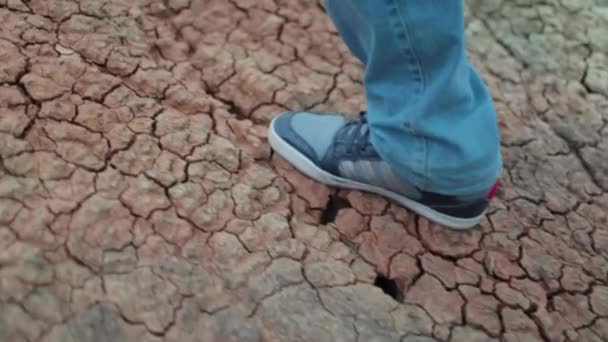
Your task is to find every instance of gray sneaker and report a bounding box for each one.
[268,111,499,229]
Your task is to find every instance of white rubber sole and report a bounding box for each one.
[268,118,485,230]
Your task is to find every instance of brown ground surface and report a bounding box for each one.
[1,0,607,341]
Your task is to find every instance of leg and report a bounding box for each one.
[324,0,502,195]
[268,0,502,228]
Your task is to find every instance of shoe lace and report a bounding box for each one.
[339,111,372,155]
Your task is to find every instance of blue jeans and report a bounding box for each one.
[324,0,502,195]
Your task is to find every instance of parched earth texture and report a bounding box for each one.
[1,0,607,341]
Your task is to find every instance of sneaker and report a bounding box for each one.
[268,111,499,230]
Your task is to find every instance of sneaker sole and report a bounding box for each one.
[269,118,484,230]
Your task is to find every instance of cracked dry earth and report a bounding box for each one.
[1,0,608,341]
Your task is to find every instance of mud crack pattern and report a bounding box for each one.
[0,0,607,341]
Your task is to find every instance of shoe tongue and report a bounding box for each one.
[290,113,347,160]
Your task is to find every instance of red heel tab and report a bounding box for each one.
[487,181,499,199]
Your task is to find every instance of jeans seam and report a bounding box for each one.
[385,0,425,97]
[385,0,429,189]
